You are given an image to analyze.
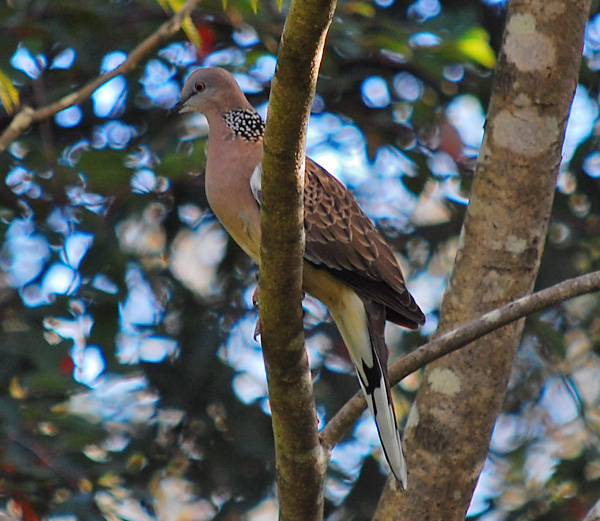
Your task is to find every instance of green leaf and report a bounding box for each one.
[181,16,203,50]
[344,1,375,17]
[249,0,259,15]
[166,0,185,9]
[156,0,203,50]
[0,68,19,115]
[456,27,496,69]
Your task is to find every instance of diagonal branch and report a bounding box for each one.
[0,0,201,154]
[320,270,600,450]
[584,496,600,521]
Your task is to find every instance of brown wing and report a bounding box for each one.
[303,159,425,329]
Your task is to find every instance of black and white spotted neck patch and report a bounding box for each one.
[223,109,265,143]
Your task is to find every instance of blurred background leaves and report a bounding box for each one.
[0,0,600,520]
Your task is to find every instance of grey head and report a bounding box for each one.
[172,67,265,142]
[171,67,254,118]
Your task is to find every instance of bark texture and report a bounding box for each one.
[259,0,336,520]
[374,1,591,519]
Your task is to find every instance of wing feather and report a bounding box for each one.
[304,159,425,328]
[248,157,425,329]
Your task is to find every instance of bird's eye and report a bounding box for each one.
[194,82,206,93]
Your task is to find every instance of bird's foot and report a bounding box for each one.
[253,318,261,341]
[250,285,305,340]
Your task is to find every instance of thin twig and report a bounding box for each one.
[320,270,600,449]
[0,0,201,154]
[585,496,600,521]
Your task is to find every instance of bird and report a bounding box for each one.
[172,67,425,488]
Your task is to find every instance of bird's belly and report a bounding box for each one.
[302,262,348,312]
[206,184,262,263]
[222,209,261,263]
[303,262,374,369]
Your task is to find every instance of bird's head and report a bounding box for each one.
[170,67,250,116]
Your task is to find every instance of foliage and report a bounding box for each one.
[0,0,599,520]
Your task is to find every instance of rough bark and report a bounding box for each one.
[374,1,591,519]
[258,0,336,520]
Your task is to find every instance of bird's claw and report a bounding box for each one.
[253,317,261,340]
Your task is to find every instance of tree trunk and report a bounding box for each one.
[259,0,336,519]
[374,0,591,519]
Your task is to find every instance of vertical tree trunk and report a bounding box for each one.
[259,0,336,519]
[375,1,591,519]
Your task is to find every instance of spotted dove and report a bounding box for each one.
[172,67,425,487]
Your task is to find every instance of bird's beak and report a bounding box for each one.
[168,100,185,118]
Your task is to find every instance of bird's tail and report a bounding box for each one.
[358,351,407,487]
[332,294,407,488]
